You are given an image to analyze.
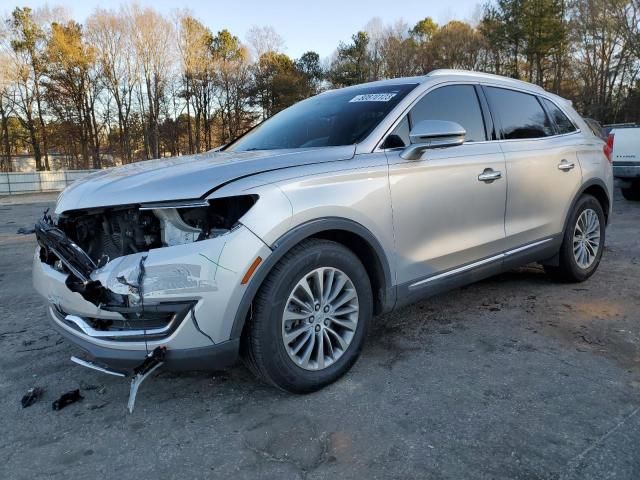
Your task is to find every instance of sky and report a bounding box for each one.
[7,0,483,59]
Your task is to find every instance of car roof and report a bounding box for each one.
[327,69,549,96]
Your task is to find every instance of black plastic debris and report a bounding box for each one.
[80,381,106,394]
[133,346,167,376]
[52,389,83,411]
[21,387,44,408]
[16,227,36,235]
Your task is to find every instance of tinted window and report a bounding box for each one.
[226,84,417,151]
[409,85,486,142]
[384,116,411,148]
[541,97,576,135]
[485,87,553,139]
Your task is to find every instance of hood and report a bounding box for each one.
[55,146,356,213]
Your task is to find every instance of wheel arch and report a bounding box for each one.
[570,179,611,229]
[544,178,611,268]
[230,217,395,339]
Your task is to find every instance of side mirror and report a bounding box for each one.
[401,120,466,160]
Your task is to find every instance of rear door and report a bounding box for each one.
[483,86,583,257]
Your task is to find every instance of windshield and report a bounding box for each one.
[226,84,417,151]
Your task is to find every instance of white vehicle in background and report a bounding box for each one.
[607,124,640,200]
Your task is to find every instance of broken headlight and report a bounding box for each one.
[147,195,258,247]
[54,195,258,266]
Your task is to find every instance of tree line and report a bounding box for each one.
[0,0,639,172]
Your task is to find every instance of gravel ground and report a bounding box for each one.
[0,190,638,480]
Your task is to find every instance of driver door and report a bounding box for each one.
[384,84,507,294]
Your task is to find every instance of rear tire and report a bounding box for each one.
[241,238,372,393]
[621,182,640,201]
[545,194,605,282]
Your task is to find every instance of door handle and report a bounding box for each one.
[558,160,575,171]
[478,169,502,182]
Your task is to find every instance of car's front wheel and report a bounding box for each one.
[241,238,372,393]
[545,194,605,282]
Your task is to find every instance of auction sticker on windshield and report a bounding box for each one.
[349,93,397,102]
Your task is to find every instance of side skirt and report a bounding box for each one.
[395,236,561,309]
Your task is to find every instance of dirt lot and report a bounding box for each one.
[0,190,639,480]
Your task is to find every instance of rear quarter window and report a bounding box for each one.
[540,97,577,135]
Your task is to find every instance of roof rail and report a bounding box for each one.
[426,69,546,92]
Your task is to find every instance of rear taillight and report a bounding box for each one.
[603,133,614,163]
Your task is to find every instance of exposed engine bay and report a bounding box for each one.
[35,195,257,310]
[53,195,256,265]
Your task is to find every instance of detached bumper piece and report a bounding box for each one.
[35,218,96,283]
[128,346,166,413]
[35,217,121,307]
[70,348,166,413]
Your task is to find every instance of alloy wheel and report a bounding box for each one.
[281,267,359,371]
[573,208,600,269]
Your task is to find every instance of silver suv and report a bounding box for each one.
[33,70,613,392]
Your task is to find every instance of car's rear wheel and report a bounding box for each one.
[241,238,372,393]
[545,194,605,282]
[621,181,640,201]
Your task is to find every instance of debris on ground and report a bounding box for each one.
[16,227,35,235]
[21,387,44,408]
[80,381,106,394]
[128,346,166,414]
[52,389,83,411]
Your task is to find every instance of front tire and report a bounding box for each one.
[241,238,372,393]
[545,194,605,282]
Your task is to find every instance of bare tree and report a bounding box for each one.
[246,25,285,60]
[362,18,386,80]
[380,20,418,78]
[86,8,139,163]
[6,7,50,170]
[0,51,15,171]
[178,13,213,153]
[619,0,640,58]
[571,0,635,120]
[129,5,176,159]
[211,29,254,143]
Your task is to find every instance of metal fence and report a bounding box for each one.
[0,170,98,195]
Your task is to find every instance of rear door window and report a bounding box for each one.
[485,87,553,139]
[540,97,577,135]
[409,85,487,142]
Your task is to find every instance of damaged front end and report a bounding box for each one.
[36,196,256,309]
[33,195,270,371]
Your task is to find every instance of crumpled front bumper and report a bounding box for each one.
[33,223,271,370]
